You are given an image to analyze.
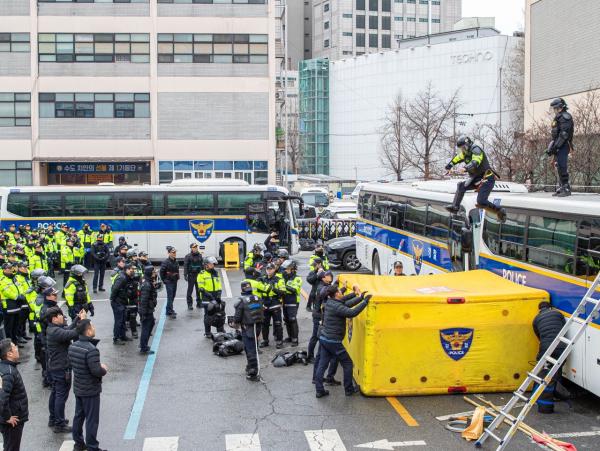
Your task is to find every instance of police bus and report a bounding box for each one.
[356,180,600,396]
[0,180,300,260]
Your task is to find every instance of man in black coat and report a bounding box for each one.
[139,266,159,355]
[159,246,179,318]
[90,235,109,294]
[109,264,136,345]
[68,319,108,451]
[314,286,370,398]
[183,243,203,310]
[46,306,86,433]
[0,338,28,451]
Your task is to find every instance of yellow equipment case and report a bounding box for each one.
[338,270,549,396]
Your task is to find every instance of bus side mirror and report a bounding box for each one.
[461,227,473,253]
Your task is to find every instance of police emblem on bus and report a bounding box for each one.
[412,241,424,274]
[189,220,214,243]
[439,328,474,361]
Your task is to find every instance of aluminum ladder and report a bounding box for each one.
[475,271,600,450]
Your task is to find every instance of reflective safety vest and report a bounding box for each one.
[309,254,330,271]
[241,278,263,298]
[15,274,36,307]
[196,269,222,294]
[0,274,22,313]
[243,253,257,271]
[78,229,94,247]
[54,230,67,249]
[64,277,91,307]
[281,274,302,305]
[24,245,35,259]
[111,268,123,286]
[60,246,75,269]
[74,243,85,261]
[30,297,43,333]
[28,253,48,272]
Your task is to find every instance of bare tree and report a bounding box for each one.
[286,114,302,174]
[379,94,411,180]
[569,90,600,189]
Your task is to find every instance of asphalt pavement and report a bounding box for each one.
[13,252,600,451]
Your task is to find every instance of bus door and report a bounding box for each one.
[117,193,150,255]
[449,212,474,271]
[246,200,291,251]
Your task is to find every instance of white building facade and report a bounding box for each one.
[329,29,522,180]
[0,0,276,186]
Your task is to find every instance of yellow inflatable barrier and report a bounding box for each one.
[338,270,548,397]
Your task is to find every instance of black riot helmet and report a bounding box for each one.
[550,98,567,112]
[241,281,253,294]
[456,135,473,152]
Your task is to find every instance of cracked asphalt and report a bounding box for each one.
[15,252,600,450]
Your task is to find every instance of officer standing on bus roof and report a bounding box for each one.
[445,135,507,222]
[183,243,204,310]
[545,98,575,197]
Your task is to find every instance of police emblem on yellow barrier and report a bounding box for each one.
[190,219,214,243]
[440,328,474,361]
[412,241,424,274]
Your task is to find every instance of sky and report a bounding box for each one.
[462,0,525,35]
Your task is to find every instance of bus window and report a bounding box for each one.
[483,214,501,254]
[150,193,164,216]
[404,200,426,235]
[32,194,62,217]
[575,220,600,279]
[217,193,262,215]
[425,203,450,243]
[7,193,30,216]
[527,216,576,274]
[116,193,151,216]
[358,192,372,219]
[64,194,113,217]
[499,213,526,260]
[166,193,215,216]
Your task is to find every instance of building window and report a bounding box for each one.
[432,0,440,4]
[419,0,428,4]
[342,50,352,55]
[381,34,391,48]
[382,16,391,30]
[323,3,329,12]
[394,0,403,3]
[394,16,403,21]
[369,33,378,47]
[324,21,330,30]
[0,161,32,186]
[432,18,440,23]
[356,15,365,28]
[0,93,31,127]
[39,93,150,119]
[343,13,352,18]
[407,0,415,3]
[157,0,266,3]
[369,0,378,11]
[419,17,429,22]
[40,0,149,3]
[407,17,416,22]
[324,39,330,48]
[38,33,150,63]
[0,33,30,53]
[356,33,365,47]
[356,0,365,10]
[157,33,268,64]
[343,32,353,37]
[159,160,268,185]
[369,16,378,29]
[382,0,391,11]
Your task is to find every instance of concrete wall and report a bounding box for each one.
[157,63,268,78]
[39,63,150,77]
[38,3,150,17]
[0,0,29,16]
[0,53,30,76]
[39,118,151,140]
[0,127,31,139]
[157,4,267,18]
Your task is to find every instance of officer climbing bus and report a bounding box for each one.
[445,135,507,222]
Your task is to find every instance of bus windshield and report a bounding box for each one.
[302,193,329,207]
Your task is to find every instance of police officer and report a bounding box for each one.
[139,266,160,355]
[242,267,263,298]
[243,243,265,271]
[77,224,94,269]
[306,257,323,312]
[280,260,302,346]
[28,243,48,273]
[64,265,93,321]
[113,237,129,258]
[90,234,109,294]
[123,261,140,340]
[258,263,284,349]
[60,237,76,289]
[110,263,136,345]
[392,261,406,276]
[183,243,204,310]
[159,246,179,318]
[546,98,575,197]
[15,262,36,344]
[445,135,507,221]
[196,256,224,337]
[233,281,265,381]
[34,276,57,388]
[110,256,126,287]
[275,249,289,270]
[0,263,24,346]
[309,244,329,271]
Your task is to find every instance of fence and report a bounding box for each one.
[298,219,355,242]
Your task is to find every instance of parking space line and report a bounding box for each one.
[221,268,233,298]
[58,440,75,451]
[305,429,347,451]
[143,436,179,451]
[386,397,419,427]
[123,306,168,440]
[225,433,261,451]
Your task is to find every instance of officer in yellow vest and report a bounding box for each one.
[0,262,24,345]
[60,237,76,288]
[28,242,48,273]
[64,264,93,320]
[78,223,94,269]
[196,256,224,337]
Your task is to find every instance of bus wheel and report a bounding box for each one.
[372,252,381,275]
[220,239,245,265]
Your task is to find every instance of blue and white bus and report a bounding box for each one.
[0,180,299,261]
[356,180,600,396]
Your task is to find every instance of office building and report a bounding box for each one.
[0,0,276,186]
[311,0,462,61]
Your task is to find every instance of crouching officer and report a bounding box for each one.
[64,265,93,321]
[280,260,302,346]
[197,256,223,337]
[233,281,265,381]
[445,135,506,222]
[546,98,575,197]
[258,263,284,349]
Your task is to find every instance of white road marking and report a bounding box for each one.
[548,430,600,439]
[143,436,179,451]
[355,439,427,449]
[220,268,233,298]
[225,433,261,451]
[58,440,75,451]
[305,429,347,451]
